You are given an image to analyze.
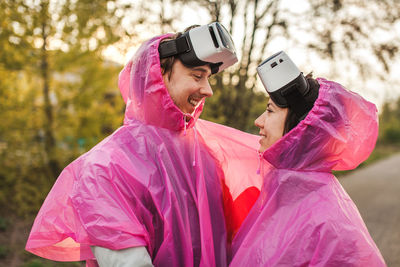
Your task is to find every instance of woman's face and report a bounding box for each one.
[163,59,213,114]
[255,99,288,153]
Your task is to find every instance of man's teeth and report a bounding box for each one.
[189,99,199,106]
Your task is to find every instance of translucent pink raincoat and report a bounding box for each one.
[25,34,261,266]
[229,78,386,266]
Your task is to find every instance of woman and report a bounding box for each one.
[229,52,386,266]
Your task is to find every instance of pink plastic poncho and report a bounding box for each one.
[229,78,386,266]
[25,34,261,266]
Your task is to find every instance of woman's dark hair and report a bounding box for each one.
[283,73,320,135]
[160,25,199,78]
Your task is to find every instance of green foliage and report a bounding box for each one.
[334,144,400,177]
[0,60,124,217]
[21,258,84,267]
[0,246,9,259]
[384,128,400,143]
[379,98,400,145]
[335,98,400,177]
[201,71,268,133]
[0,0,127,217]
[22,259,44,267]
[0,217,7,231]
[0,2,130,265]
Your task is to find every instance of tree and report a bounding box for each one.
[0,0,133,180]
[379,98,400,144]
[165,0,400,132]
[186,0,289,131]
[303,0,400,81]
[0,0,132,216]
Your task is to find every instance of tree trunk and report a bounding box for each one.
[40,10,60,179]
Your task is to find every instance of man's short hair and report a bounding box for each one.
[160,25,200,77]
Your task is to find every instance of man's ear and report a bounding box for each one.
[165,66,175,81]
[161,64,173,82]
[162,70,171,89]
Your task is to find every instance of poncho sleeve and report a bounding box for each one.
[25,148,157,262]
[70,159,152,251]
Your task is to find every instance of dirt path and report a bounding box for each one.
[339,153,400,267]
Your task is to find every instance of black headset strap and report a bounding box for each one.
[158,34,221,74]
[158,36,190,58]
[281,84,311,120]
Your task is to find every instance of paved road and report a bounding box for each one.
[339,153,400,267]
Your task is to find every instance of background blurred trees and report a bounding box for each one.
[0,0,399,218]
[0,0,399,217]
[157,0,400,132]
[380,98,400,144]
[0,0,131,217]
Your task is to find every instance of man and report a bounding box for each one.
[26,23,261,266]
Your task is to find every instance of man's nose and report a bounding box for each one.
[200,81,213,97]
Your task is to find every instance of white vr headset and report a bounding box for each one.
[158,22,238,74]
[257,51,314,119]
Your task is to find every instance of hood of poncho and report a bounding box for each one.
[118,34,204,131]
[263,78,378,172]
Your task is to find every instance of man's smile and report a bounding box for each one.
[188,95,202,107]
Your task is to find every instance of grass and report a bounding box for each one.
[0,217,8,231]
[21,259,84,267]
[0,246,9,259]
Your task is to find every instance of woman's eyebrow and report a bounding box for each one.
[268,102,279,109]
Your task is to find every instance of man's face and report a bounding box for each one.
[163,59,213,114]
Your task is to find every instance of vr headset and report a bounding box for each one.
[257,51,314,120]
[158,22,238,74]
